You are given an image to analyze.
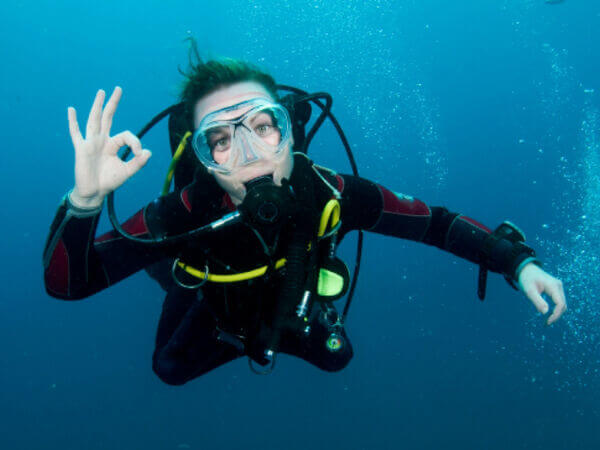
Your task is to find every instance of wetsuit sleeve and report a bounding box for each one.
[42,193,170,300]
[334,173,539,285]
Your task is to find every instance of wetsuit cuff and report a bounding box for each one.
[506,254,542,290]
[513,256,542,281]
[65,190,104,217]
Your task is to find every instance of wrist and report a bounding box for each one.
[69,188,105,210]
[506,253,541,291]
[514,257,542,288]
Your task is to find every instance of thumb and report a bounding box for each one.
[525,285,549,314]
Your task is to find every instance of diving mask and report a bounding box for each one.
[192,98,292,174]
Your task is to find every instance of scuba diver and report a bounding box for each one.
[43,57,567,385]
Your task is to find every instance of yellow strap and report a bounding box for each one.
[177,258,287,283]
[162,131,192,196]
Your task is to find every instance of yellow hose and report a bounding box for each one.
[161,131,192,196]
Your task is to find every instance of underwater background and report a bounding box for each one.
[1,0,599,449]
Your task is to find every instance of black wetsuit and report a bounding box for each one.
[43,154,538,385]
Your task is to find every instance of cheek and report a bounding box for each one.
[264,129,281,146]
[213,150,230,164]
[274,148,294,180]
[213,171,245,199]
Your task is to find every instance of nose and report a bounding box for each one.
[234,126,260,164]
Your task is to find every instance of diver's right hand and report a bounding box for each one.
[67,87,152,209]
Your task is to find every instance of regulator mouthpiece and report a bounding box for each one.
[240,176,294,228]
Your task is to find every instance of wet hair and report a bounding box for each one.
[178,38,278,130]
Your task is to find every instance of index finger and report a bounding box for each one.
[101,86,123,135]
[67,106,83,148]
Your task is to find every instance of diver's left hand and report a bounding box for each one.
[518,263,567,325]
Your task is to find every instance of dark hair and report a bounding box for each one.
[178,39,278,130]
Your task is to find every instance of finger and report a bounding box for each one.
[546,282,567,325]
[525,286,549,315]
[86,89,106,136]
[67,107,83,149]
[101,86,122,135]
[107,130,142,156]
[125,149,152,177]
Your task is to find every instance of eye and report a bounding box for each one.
[251,111,277,136]
[210,137,230,152]
[255,124,273,136]
[206,127,231,153]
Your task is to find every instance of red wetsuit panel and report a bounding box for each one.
[96,209,150,244]
[45,238,70,297]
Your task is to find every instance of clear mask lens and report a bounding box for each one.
[192,98,292,173]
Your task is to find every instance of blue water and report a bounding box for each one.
[1,0,599,448]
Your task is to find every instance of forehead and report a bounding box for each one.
[194,81,275,128]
